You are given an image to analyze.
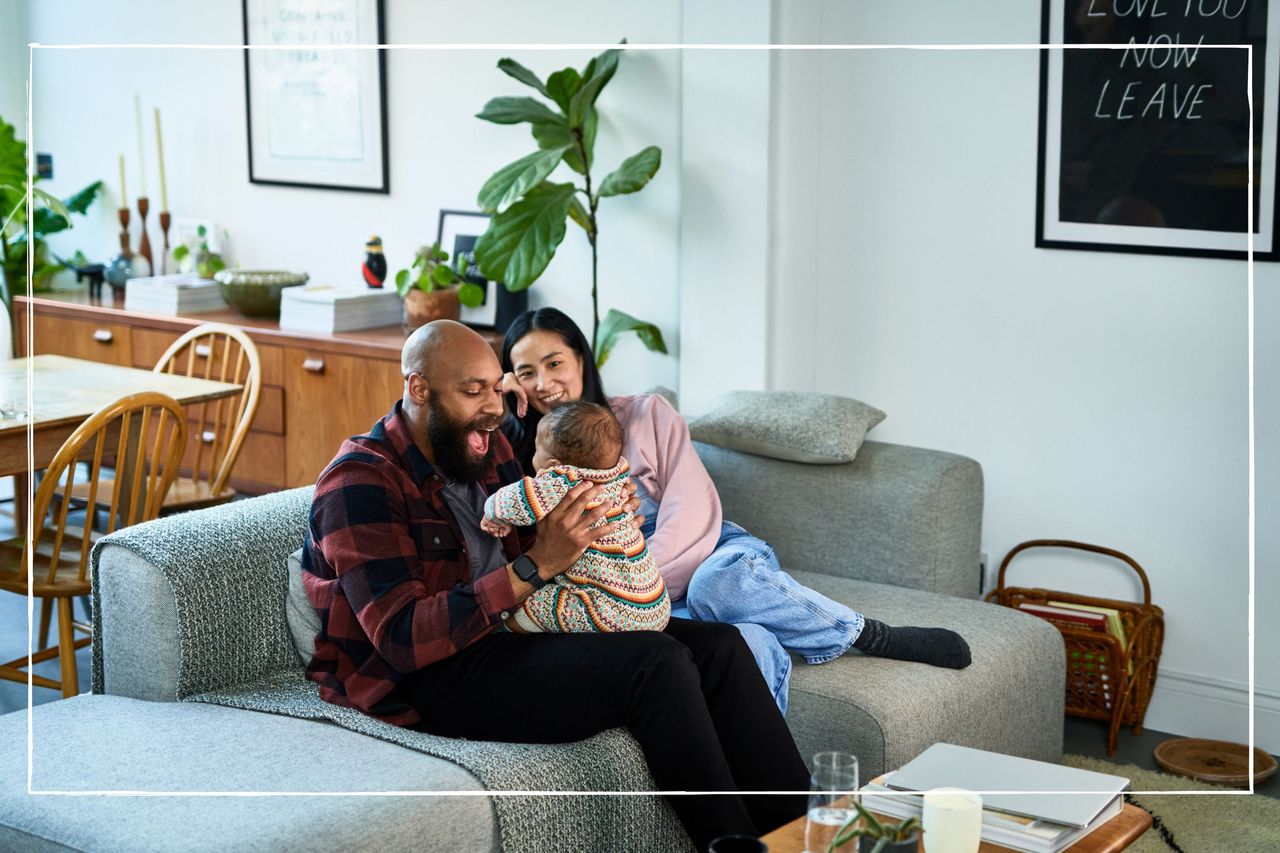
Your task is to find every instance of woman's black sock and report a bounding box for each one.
[852,619,972,669]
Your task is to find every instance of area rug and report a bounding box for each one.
[1064,754,1280,853]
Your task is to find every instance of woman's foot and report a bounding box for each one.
[852,619,971,669]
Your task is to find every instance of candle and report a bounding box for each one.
[134,94,147,197]
[154,107,168,211]
[118,154,126,207]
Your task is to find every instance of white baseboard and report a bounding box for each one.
[1141,668,1280,755]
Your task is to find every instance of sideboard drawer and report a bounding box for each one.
[27,314,133,366]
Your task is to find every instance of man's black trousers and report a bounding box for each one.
[402,617,810,851]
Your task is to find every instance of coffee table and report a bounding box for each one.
[760,802,1151,852]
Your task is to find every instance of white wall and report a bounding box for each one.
[24,0,683,395]
[771,1,1279,752]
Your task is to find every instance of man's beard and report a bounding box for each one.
[426,396,500,483]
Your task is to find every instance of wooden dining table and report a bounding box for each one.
[0,353,243,481]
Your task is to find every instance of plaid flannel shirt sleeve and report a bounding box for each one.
[310,457,518,674]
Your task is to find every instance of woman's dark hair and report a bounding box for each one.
[500,307,609,473]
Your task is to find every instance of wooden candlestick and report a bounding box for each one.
[159,211,171,275]
[136,197,153,272]
[117,207,132,254]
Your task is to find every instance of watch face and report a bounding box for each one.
[515,555,538,583]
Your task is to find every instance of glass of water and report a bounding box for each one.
[804,751,859,853]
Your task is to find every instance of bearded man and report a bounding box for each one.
[302,320,808,851]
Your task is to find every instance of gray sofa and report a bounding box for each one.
[0,439,1065,852]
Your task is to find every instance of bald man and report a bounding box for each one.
[301,321,808,851]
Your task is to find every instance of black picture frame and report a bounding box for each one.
[242,0,389,194]
[1036,0,1278,261]
[437,209,526,332]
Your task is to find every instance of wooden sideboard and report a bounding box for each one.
[15,291,500,494]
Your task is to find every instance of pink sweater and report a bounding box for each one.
[610,394,723,600]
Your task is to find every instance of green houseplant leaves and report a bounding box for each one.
[472,43,668,368]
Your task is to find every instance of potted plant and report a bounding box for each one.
[828,801,923,853]
[0,116,101,319]
[395,242,485,332]
[172,224,227,279]
[471,42,667,368]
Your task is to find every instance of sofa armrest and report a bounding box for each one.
[694,440,983,598]
[91,487,314,700]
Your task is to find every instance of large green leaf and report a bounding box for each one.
[476,97,564,126]
[458,281,486,307]
[594,308,667,368]
[0,119,25,197]
[476,147,570,212]
[545,67,582,114]
[597,146,661,198]
[586,44,623,90]
[533,108,595,175]
[62,180,101,216]
[497,58,548,97]
[568,71,608,128]
[531,120,574,152]
[473,182,576,290]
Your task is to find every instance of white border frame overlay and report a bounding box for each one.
[24,42,1257,803]
[1039,0,1279,258]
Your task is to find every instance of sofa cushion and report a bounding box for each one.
[286,547,320,664]
[689,391,885,464]
[782,569,1066,780]
[0,695,496,853]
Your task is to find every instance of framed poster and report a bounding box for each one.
[1037,0,1279,260]
[439,210,497,327]
[242,0,389,193]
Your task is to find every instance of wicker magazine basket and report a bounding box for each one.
[985,539,1165,756]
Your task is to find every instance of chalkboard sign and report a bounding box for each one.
[1037,0,1279,259]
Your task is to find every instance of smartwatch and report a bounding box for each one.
[512,554,547,589]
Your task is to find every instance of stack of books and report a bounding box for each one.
[278,285,403,333]
[862,743,1129,853]
[124,273,225,315]
[1018,600,1132,678]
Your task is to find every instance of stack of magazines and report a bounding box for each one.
[861,744,1129,853]
[124,273,225,315]
[278,285,403,333]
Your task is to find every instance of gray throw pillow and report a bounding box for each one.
[688,390,886,464]
[285,547,322,665]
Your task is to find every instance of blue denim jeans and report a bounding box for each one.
[667,522,866,716]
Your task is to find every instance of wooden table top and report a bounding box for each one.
[0,355,242,477]
[759,802,1151,853]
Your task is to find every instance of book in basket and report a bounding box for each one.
[279,285,403,333]
[124,273,225,315]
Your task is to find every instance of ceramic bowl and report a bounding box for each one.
[214,269,309,318]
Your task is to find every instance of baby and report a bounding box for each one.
[482,400,670,634]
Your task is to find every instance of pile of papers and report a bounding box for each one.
[124,273,225,315]
[863,743,1129,853]
[279,285,403,333]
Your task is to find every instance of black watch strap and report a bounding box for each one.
[513,555,546,589]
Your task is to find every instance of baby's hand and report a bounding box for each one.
[480,517,513,538]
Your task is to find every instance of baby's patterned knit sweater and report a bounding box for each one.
[483,457,670,633]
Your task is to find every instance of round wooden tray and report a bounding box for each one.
[1153,738,1277,788]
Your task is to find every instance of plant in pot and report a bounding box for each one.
[471,42,667,368]
[0,116,101,330]
[395,242,485,332]
[828,800,923,853]
[172,224,227,279]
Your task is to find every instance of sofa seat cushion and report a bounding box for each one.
[0,695,493,852]
[783,570,1066,780]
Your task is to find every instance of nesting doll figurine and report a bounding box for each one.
[362,235,388,288]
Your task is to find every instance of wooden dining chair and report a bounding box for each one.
[0,392,188,697]
[62,323,262,517]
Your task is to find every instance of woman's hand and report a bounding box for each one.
[525,482,617,578]
[501,372,528,418]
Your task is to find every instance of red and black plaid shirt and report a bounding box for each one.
[302,401,534,725]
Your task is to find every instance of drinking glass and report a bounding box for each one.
[804,751,860,853]
[922,787,983,853]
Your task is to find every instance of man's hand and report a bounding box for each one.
[480,517,513,538]
[525,482,617,579]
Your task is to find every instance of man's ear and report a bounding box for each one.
[406,371,430,406]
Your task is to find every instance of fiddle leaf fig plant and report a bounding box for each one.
[472,43,667,368]
[394,241,485,307]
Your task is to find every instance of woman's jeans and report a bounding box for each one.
[667,521,866,715]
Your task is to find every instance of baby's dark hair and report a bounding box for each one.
[540,400,623,470]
